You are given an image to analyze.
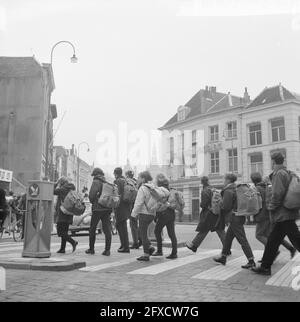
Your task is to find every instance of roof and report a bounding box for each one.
[247,84,300,108]
[161,87,245,129]
[0,56,42,78]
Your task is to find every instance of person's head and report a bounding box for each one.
[201,176,209,186]
[156,173,169,188]
[224,173,237,186]
[8,191,14,196]
[137,171,152,185]
[271,152,285,166]
[125,170,134,179]
[91,168,104,177]
[57,176,68,186]
[113,167,123,179]
[250,172,262,185]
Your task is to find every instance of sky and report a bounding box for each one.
[1,0,300,170]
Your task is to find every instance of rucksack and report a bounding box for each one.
[236,184,262,217]
[168,188,185,211]
[60,190,86,216]
[123,178,138,203]
[144,184,170,213]
[98,182,120,209]
[283,172,300,210]
[209,188,222,215]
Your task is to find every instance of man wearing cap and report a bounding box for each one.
[86,168,112,256]
[253,152,300,275]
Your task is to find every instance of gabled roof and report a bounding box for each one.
[0,56,42,77]
[247,84,299,108]
[161,88,245,129]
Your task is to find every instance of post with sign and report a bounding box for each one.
[22,180,54,258]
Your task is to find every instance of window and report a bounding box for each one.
[209,125,219,142]
[249,153,263,175]
[192,130,197,143]
[192,130,197,168]
[181,133,185,165]
[228,148,238,172]
[271,118,285,142]
[227,121,237,138]
[169,137,174,164]
[249,123,262,146]
[210,152,220,174]
[298,117,300,140]
[191,187,199,199]
[178,110,185,121]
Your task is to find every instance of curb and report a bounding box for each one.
[0,260,86,271]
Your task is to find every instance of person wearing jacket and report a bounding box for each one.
[114,167,131,253]
[0,188,8,230]
[125,170,142,249]
[186,176,226,253]
[213,173,256,269]
[253,152,300,275]
[86,168,112,256]
[251,172,296,260]
[131,171,156,261]
[152,174,178,259]
[54,177,78,254]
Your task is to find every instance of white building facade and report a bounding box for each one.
[159,85,300,221]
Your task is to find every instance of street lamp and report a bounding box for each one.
[50,40,78,65]
[77,142,90,192]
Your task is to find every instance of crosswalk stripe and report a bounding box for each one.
[191,250,263,281]
[266,253,300,287]
[126,249,221,275]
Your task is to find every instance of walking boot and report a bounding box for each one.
[213,255,227,265]
[72,241,78,253]
[149,246,156,256]
[56,249,65,254]
[251,265,271,276]
[185,241,197,253]
[242,259,256,269]
[130,244,140,249]
[85,249,95,255]
[290,248,297,259]
[118,248,130,253]
[152,251,163,256]
[137,255,150,261]
[166,253,178,259]
[102,250,110,256]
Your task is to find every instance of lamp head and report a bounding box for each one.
[70,54,78,63]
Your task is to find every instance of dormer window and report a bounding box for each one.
[177,106,190,122]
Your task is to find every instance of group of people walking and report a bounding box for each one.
[186,152,300,275]
[53,151,300,275]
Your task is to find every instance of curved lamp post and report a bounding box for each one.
[50,40,78,65]
[77,142,90,192]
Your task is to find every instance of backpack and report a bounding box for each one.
[144,184,170,213]
[265,184,273,209]
[283,172,300,210]
[209,188,222,215]
[168,188,185,211]
[98,182,120,209]
[123,178,138,203]
[236,184,262,217]
[60,190,86,216]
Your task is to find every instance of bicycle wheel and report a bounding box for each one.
[13,220,23,242]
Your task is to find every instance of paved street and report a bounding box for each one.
[0,224,299,302]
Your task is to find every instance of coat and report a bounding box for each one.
[89,175,111,213]
[268,165,300,223]
[54,182,76,224]
[131,183,156,218]
[254,182,270,222]
[114,176,131,222]
[196,185,218,233]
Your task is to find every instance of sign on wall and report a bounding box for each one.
[0,169,13,183]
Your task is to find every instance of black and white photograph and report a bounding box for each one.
[0,0,300,310]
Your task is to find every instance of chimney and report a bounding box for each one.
[71,144,75,156]
[243,87,250,104]
[210,86,217,94]
[228,92,233,107]
[279,83,284,101]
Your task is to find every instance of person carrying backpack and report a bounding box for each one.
[152,174,178,259]
[253,152,300,276]
[186,176,226,253]
[125,170,142,249]
[251,172,296,261]
[114,167,131,253]
[213,173,256,269]
[131,171,156,261]
[86,168,112,256]
[54,177,78,254]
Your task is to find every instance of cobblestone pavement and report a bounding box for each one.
[0,225,299,302]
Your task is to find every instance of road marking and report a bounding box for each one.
[192,250,263,281]
[127,249,220,275]
[266,253,300,288]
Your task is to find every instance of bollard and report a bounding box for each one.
[22,181,54,258]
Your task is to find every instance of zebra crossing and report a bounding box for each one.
[0,240,299,290]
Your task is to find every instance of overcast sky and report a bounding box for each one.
[1,0,300,169]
